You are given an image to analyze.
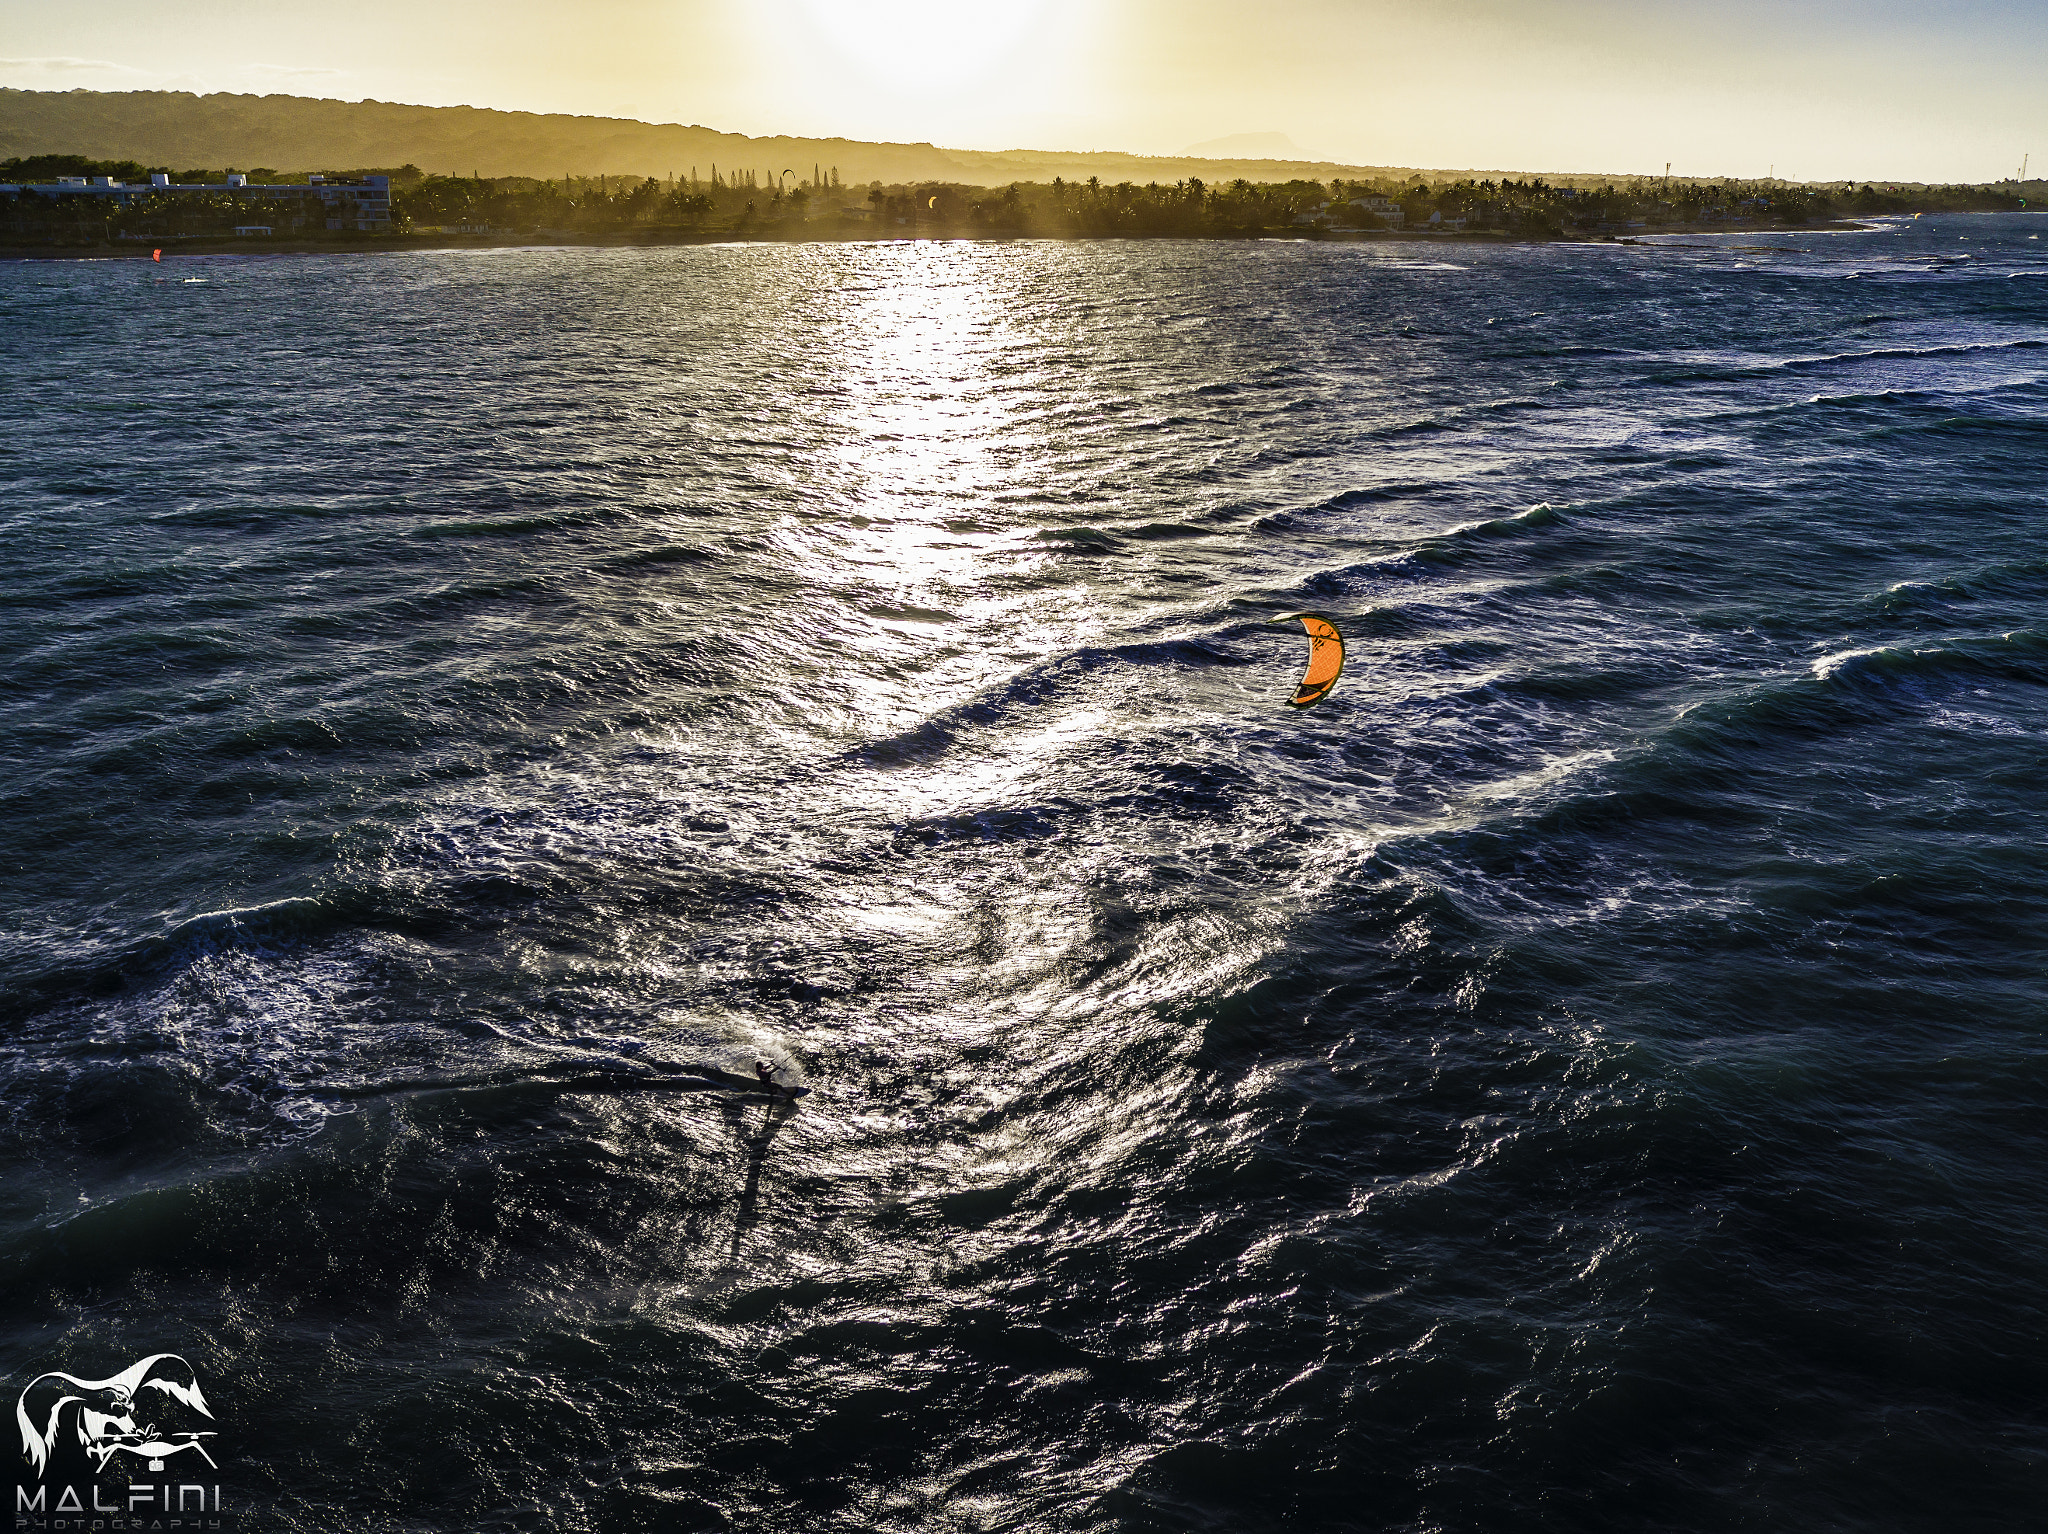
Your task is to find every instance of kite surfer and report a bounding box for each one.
[754,1059,790,1097]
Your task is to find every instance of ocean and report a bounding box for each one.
[3,215,2045,1532]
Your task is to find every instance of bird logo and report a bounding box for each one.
[15,1355,217,1477]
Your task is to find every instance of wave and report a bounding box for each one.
[607,542,720,568]
[1807,630,2047,685]
[1030,525,1124,552]
[1647,630,2048,752]
[892,800,1076,851]
[1311,481,1460,512]
[1407,503,1571,564]
[1861,555,2048,616]
[850,636,1251,766]
[1868,413,2048,439]
[409,510,618,539]
[147,499,356,529]
[1642,334,2048,385]
[1368,416,1453,437]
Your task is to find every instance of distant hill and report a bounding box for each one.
[1184,133,1302,158]
[0,88,1477,188]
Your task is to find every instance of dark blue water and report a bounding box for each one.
[3,216,2045,1532]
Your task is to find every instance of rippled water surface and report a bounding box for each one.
[4,217,2046,1531]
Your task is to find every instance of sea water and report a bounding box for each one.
[2,215,2045,1531]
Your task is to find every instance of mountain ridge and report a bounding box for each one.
[0,88,1561,188]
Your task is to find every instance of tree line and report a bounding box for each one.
[1,154,2031,246]
[385,171,2032,238]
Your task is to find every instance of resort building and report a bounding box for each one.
[0,174,392,231]
[1347,196,1404,227]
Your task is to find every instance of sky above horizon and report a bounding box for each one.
[2,0,2041,183]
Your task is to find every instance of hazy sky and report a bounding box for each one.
[3,0,2041,182]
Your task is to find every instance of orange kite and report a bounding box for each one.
[1272,613,1345,708]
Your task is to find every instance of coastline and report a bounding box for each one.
[0,219,1879,262]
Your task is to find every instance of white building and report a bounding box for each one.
[1348,196,1404,228]
[0,174,392,231]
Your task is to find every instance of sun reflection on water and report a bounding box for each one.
[797,243,1068,733]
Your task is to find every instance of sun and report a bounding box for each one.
[796,0,1051,92]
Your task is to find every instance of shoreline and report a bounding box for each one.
[0,219,1881,262]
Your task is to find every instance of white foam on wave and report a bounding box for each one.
[1810,646,1882,679]
[1437,502,1564,539]
[1928,707,2032,737]
[163,896,328,941]
[1465,746,1618,804]
[1,902,797,1149]
[2,931,412,1138]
